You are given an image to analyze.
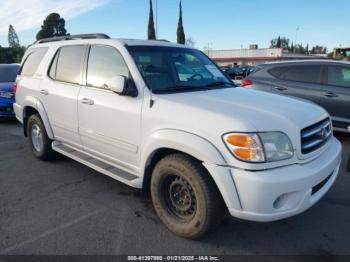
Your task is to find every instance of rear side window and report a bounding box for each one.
[87,45,129,89]
[328,66,350,88]
[54,45,87,84]
[269,65,321,84]
[19,48,48,76]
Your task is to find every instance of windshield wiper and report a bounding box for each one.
[154,85,211,94]
[205,81,236,88]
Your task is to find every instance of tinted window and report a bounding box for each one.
[129,46,231,92]
[48,50,59,79]
[56,45,86,84]
[87,45,129,89]
[270,65,321,84]
[0,65,19,82]
[328,66,350,88]
[20,48,48,76]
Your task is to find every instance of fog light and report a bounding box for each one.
[273,194,288,209]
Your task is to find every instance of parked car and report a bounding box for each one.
[14,34,341,239]
[244,60,350,133]
[225,65,254,79]
[0,64,19,118]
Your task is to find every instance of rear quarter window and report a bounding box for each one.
[19,47,48,77]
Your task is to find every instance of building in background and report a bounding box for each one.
[205,45,328,67]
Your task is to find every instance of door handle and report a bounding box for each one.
[274,86,288,91]
[81,98,94,105]
[40,89,48,95]
[324,92,338,98]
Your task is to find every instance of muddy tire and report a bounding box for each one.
[151,153,225,239]
[27,114,55,161]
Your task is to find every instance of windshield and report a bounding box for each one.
[0,66,19,83]
[128,46,234,93]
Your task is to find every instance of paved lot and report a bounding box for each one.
[0,119,349,255]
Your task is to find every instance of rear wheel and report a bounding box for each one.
[151,153,225,239]
[27,114,55,161]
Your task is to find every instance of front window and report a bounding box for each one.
[128,46,234,93]
[0,66,19,83]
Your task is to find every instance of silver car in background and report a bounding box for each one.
[244,60,350,133]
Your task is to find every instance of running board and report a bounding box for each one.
[52,142,141,187]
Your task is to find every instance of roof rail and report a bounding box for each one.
[34,33,110,44]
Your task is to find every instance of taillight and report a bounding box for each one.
[13,81,18,97]
[241,79,252,87]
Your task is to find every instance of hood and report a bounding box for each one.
[0,82,15,92]
[149,87,329,158]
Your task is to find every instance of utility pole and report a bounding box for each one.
[294,27,300,52]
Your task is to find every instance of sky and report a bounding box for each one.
[0,0,349,51]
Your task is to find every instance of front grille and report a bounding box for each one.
[301,118,332,154]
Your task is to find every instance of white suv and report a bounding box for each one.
[14,34,342,239]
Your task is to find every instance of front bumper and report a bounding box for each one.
[221,137,342,222]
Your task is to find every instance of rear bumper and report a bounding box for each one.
[211,137,342,222]
[13,103,23,123]
[0,99,15,117]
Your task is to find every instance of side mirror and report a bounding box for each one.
[110,75,127,95]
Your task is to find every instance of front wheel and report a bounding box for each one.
[27,114,55,161]
[151,153,225,239]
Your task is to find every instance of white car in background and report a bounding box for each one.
[14,34,342,239]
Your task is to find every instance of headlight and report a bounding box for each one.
[223,132,293,163]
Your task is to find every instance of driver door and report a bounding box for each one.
[78,45,142,170]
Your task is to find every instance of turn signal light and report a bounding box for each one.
[223,133,265,162]
[226,134,255,147]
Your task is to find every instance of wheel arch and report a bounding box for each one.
[141,129,228,193]
[22,97,54,139]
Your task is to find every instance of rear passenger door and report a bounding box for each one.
[42,45,88,147]
[269,65,323,105]
[78,45,142,170]
[319,65,350,129]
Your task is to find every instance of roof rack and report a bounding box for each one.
[34,33,110,44]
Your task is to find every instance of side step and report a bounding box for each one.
[52,142,141,187]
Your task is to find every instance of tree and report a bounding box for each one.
[305,43,309,54]
[147,0,156,40]
[290,42,294,53]
[177,0,186,44]
[185,37,196,47]
[270,36,289,49]
[310,45,328,54]
[36,13,68,40]
[294,44,306,54]
[8,25,20,48]
[276,36,281,48]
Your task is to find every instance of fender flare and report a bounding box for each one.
[140,129,242,210]
[141,129,228,174]
[22,96,54,139]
